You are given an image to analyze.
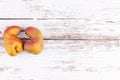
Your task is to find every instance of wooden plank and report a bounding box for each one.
[0,40,120,79]
[0,20,120,39]
[0,0,120,19]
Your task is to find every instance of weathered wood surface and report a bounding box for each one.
[0,40,120,80]
[0,0,120,39]
[0,0,120,80]
[0,20,120,40]
[0,0,120,19]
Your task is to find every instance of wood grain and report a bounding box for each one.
[0,20,120,40]
[0,40,120,79]
[0,0,119,40]
[0,0,119,19]
[0,0,120,80]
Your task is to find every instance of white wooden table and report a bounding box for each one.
[0,0,120,80]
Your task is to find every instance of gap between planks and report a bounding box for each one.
[0,18,89,20]
[1,37,120,41]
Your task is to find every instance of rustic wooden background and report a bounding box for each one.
[0,0,120,80]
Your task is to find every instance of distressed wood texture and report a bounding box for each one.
[0,0,120,39]
[0,0,119,19]
[0,20,120,40]
[0,40,120,80]
[0,0,120,80]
